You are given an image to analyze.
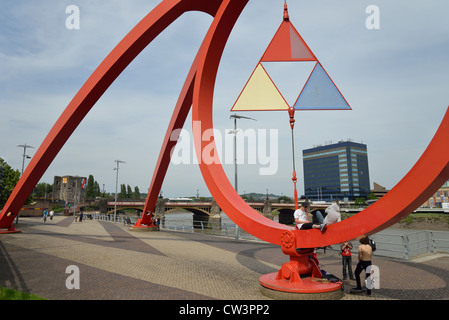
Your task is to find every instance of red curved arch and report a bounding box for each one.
[192,1,449,248]
[0,0,226,230]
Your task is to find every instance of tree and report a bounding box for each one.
[278,195,293,203]
[133,186,141,199]
[34,182,53,199]
[86,175,103,198]
[86,175,96,198]
[94,181,101,197]
[0,158,21,208]
[126,185,132,198]
[119,184,127,199]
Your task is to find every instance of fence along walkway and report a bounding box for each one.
[369,230,449,260]
[93,214,449,260]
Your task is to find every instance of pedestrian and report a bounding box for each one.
[341,242,355,280]
[79,211,84,222]
[294,202,325,231]
[49,210,54,221]
[352,236,373,295]
[156,216,161,231]
[43,209,48,222]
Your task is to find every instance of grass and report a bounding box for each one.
[400,213,449,226]
[0,286,45,300]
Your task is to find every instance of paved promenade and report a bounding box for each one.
[1,215,449,302]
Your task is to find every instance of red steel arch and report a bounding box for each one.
[0,0,228,232]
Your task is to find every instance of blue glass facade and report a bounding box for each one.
[303,141,370,201]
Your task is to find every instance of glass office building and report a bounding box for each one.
[303,141,370,201]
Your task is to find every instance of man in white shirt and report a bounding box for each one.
[294,202,325,231]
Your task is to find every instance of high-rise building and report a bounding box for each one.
[302,141,370,201]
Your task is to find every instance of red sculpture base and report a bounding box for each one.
[129,218,159,232]
[260,232,343,299]
[0,225,21,234]
[260,274,343,300]
[260,273,342,294]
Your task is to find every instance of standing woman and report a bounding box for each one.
[353,236,372,295]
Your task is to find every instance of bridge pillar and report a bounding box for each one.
[155,197,165,216]
[210,200,221,218]
[263,199,272,216]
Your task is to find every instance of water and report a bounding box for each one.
[164,209,279,225]
[163,210,233,226]
[162,210,279,241]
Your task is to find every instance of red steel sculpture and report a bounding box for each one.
[1,0,449,296]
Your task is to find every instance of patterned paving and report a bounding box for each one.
[1,216,449,301]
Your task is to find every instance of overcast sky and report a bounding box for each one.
[1,0,448,199]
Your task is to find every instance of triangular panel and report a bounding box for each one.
[261,21,316,62]
[294,63,350,110]
[289,25,316,60]
[231,63,289,111]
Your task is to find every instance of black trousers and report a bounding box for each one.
[355,260,372,294]
[342,255,354,278]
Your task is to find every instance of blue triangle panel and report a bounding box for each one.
[294,63,350,110]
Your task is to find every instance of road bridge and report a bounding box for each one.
[105,199,329,225]
[106,200,222,217]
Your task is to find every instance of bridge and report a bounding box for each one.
[105,199,331,225]
[106,200,222,217]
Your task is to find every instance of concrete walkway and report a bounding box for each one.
[1,215,449,301]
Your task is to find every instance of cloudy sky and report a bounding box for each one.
[1,0,448,199]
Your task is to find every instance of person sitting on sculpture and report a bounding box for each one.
[294,202,341,231]
[321,202,341,225]
[294,202,325,231]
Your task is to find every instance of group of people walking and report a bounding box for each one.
[42,208,54,222]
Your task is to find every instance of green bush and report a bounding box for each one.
[0,286,45,300]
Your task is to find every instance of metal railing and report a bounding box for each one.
[93,214,449,260]
[164,220,261,242]
[343,230,449,260]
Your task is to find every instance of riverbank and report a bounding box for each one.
[393,215,449,231]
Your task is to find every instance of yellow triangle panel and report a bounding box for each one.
[231,64,289,111]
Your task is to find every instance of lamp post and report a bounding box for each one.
[228,114,256,194]
[113,159,126,223]
[229,114,256,241]
[16,144,33,224]
[17,144,33,175]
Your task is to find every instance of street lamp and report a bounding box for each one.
[17,144,34,175]
[113,159,126,222]
[229,114,256,241]
[16,144,33,224]
[228,114,256,194]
